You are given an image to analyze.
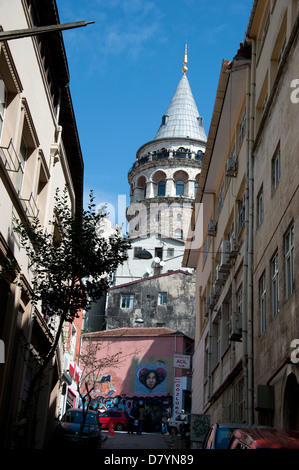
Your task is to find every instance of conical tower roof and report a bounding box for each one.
[154,46,207,142]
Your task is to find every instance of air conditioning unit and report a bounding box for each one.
[230,234,239,257]
[219,240,231,273]
[215,264,227,286]
[208,219,217,236]
[229,315,242,342]
[226,155,238,177]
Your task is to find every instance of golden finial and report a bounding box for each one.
[182,43,188,74]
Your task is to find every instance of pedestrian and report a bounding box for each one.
[127,405,138,434]
[161,407,170,435]
[137,404,145,435]
[145,407,152,432]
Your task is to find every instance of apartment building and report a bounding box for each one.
[249,0,299,429]
[0,0,84,448]
[183,0,299,436]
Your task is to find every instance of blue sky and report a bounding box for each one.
[57,0,253,228]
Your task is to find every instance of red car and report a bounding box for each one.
[98,410,128,431]
[228,428,299,449]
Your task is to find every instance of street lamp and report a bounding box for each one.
[0,21,94,42]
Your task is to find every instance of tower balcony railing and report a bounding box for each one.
[128,148,204,174]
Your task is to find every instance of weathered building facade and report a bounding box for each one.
[0,0,84,448]
[183,0,299,436]
[106,270,196,338]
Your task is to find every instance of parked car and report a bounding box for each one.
[202,423,263,449]
[98,410,128,431]
[228,428,299,449]
[168,412,191,434]
[53,408,102,448]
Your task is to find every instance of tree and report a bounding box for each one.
[77,335,124,416]
[12,187,130,441]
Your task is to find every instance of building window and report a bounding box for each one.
[272,146,281,190]
[16,137,27,194]
[259,273,266,334]
[176,180,184,196]
[238,108,246,151]
[158,180,165,196]
[237,194,246,235]
[167,248,174,257]
[212,319,221,370]
[120,294,135,309]
[134,247,143,258]
[285,225,294,299]
[257,187,264,226]
[158,292,167,305]
[237,287,243,327]
[233,377,245,423]
[271,251,279,317]
[174,229,183,240]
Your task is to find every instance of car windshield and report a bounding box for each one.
[216,428,235,449]
[64,411,97,425]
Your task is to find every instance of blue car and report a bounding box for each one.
[53,408,102,448]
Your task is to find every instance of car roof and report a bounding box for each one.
[232,428,299,449]
[67,408,97,414]
[214,423,253,429]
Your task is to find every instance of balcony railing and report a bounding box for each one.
[20,192,39,218]
[128,149,204,174]
[0,139,39,218]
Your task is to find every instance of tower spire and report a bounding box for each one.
[182,43,188,74]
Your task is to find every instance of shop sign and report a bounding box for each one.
[173,354,190,369]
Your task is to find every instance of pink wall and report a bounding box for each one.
[80,330,190,415]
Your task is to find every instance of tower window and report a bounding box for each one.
[176,180,184,196]
[161,114,168,126]
[158,181,166,196]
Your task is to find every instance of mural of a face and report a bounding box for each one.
[137,367,167,393]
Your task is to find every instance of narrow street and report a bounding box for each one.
[100,430,177,450]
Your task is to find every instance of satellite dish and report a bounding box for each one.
[146,268,151,274]
[160,261,165,266]
[154,257,160,264]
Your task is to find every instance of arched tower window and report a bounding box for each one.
[158,180,166,196]
[176,180,184,196]
[152,170,167,197]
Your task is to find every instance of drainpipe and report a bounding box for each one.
[246,36,256,425]
[208,193,216,400]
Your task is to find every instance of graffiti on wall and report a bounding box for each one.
[135,364,168,395]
